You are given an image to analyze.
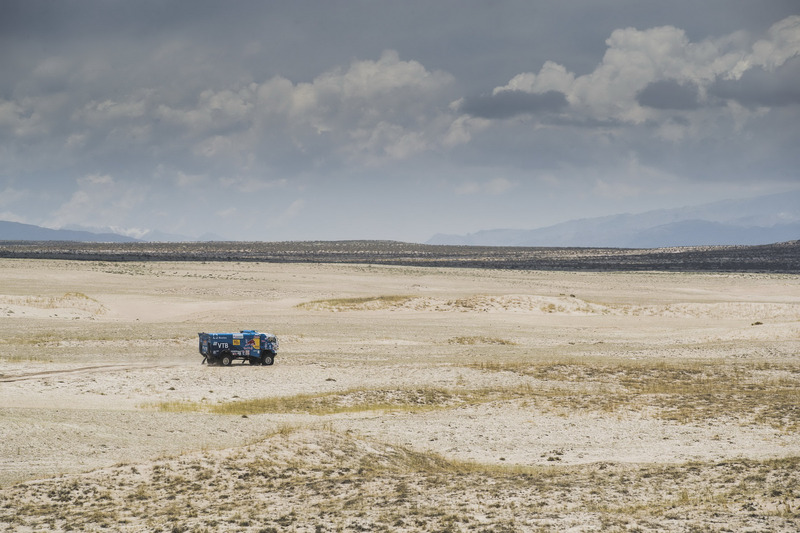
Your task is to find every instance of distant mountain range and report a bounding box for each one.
[3,191,799,247]
[428,191,800,248]
[0,221,224,243]
[0,221,139,242]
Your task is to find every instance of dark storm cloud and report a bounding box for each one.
[637,80,701,110]
[5,1,794,95]
[1,1,799,241]
[460,90,568,119]
[710,56,800,107]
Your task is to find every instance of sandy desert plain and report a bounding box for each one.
[1,252,799,532]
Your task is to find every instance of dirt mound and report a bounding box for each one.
[302,293,800,320]
[0,292,106,319]
[302,294,611,314]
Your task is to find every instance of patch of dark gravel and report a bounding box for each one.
[1,240,799,273]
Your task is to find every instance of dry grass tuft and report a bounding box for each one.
[2,428,799,532]
[150,357,800,432]
[296,295,415,311]
[449,335,516,345]
[0,292,106,314]
[469,358,800,432]
[150,386,536,416]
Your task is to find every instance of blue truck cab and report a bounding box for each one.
[198,330,279,366]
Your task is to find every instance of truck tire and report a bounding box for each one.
[221,353,232,366]
[262,352,274,366]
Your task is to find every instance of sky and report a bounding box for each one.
[1,0,799,242]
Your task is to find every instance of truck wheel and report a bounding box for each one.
[262,354,274,366]
[221,354,232,366]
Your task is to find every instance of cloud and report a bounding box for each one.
[1,46,461,183]
[47,174,147,229]
[218,176,288,192]
[266,49,457,161]
[482,16,800,126]
[284,199,305,218]
[494,62,576,95]
[460,90,568,119]
[172,170,207,188]
[149,50,458,168]
[443,14,800,184]
[214,207,237,219]
[456,177,516,195]
[710,55,800,107]
[1,4,798,241]
[81,174,114,187]
[455,182,480,195]
[486,177,515,195]
[746,15,800,70]
[637,80,702,110]
[0,186,29,209]
[0,211,26,223]
[156,87,255,137]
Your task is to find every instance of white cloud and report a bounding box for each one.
[121,50,461,168]
[284,198,305,218]
[193,135,237,158]
[250,50,458,162]
[156,86,256,135]
[494,61,575,95]
[215,207,237,219]
[347,122,430,164]
[455,177,516,196]
[79,98,148,123]
[173,171,207,188]
[31,55,74,81]
[0,96,51,139]
[1,5,797,243]
[65,133,87,149]
[312,50,445,98]
[593,153,682,199]
[748,15,800,71]
[0,187,29,209]
[487,15,800,126]
[0,100,22,128]
[442,115,489,147]
[79,174,114,187]
[0,211,27,223]
[218,176,288,192]
[47,174,147,228]
[455,181,480,195]
[107,226,150,239]
[486,177,515,195]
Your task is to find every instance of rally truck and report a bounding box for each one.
[198,330,279,366]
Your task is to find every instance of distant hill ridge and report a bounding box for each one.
[0,220,138,242]
[0,221,224,242]
[428,191,800,248]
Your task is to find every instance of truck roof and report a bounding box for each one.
[199,330,275,337]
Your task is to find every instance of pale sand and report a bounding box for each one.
[1,258,799,530]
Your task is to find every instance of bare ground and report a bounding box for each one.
[1,257,799,531]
